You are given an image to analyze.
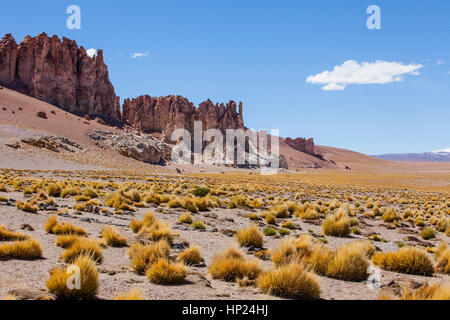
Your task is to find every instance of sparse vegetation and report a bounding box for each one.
[372,247,434,276]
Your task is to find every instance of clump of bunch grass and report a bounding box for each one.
[46,255,98,299]
[263,228,277,237]
[382,208,399,223]
[47,183,62,197]
[257,262,321,299]
[60,238,103,264]
[56,234,83,248]
[128,240,171,274]
[44,216,87,236]
[146,258,187,284]
[265,214,277,225]
[420,227,436,240]
[0,239,43,259]
[236,225,264,248]
[326,242,370,281]
[100,226,127,247]
[400,283,450,300]
[15,200,38,213]
[435,242,450,274]
[177,246,204,266]
[114,288,146,300]
[209,247,262,282]
[191,221,207,230]
[372,247,434,276]
[322,206,351,237]
[270,237,373,281]
[178,213,193,224]
[0,225,29,241]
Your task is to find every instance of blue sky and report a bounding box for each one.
[1,0,449,154]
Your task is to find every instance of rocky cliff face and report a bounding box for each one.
[0,33,120,122]
[284,137,316,155]
[122,95,244,140]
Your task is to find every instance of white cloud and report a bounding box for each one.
[131,52,149,59]
[86,48,97,58]
[436,60,445,66]
[306,60,423,91]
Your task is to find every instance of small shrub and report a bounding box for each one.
[236,225,263,248]
[420,227,436,240]
[263,228,277,237]
[279,228,291,236]
[248,213,261,221]
[146,259,187,284]
[257,263,321,299]
[191,221,207,230]
[193,187,210,198]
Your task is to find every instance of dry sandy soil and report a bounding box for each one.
[0,88,449,300]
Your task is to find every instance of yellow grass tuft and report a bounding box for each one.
[257,262,321,299]
[0,239,43,259]
[46,255,98,299]
[372,247,434,276]
[44,216,87,236]
[322,206,351,237]
[114,287,146,300]
[179,213,194,224]
[128,240,171,274]
[47,183,62,197]
[401,283,450,300]
[0,225,29,241]
[100,226,127,247]
[177,246,203,266]
[146,258,187,284]
[236,225,264,248]
[56,234,83,248]
[15,200,38,213]
[209,247,262,282]
[60,238,103,264]
[326,242,370,281]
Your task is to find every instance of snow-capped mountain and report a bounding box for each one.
[433,148,450,154]
[373,148,450,162]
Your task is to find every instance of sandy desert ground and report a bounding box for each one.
[0,88,449,301]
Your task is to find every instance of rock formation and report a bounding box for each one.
[0,33,120,122]
[122,95,244,141]
[89,130,170,165]
[284,137,316,155]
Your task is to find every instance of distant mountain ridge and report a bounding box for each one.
[373,150,450,162]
